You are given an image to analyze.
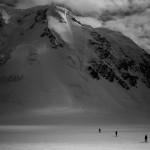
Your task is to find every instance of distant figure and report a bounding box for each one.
[145,135,148,143]
[99,128,101,133]
[115,131,118,137]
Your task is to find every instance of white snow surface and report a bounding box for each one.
[0,125,150,150]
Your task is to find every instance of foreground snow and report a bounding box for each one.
[0,125,149,150]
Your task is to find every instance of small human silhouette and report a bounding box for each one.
[115,131,118,137]
[99,128,101,133]
[145,135,148,143]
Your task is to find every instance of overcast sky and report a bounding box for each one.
[0,0,150,53]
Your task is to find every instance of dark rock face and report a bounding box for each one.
[41,27,64,48]
[35,8,48,23]
[87,66,100,80]
[41,27,58,48]
[117,58,135,71]
[87,30,150,90]
[71,16,84,26]
[139,53,150,88]
[121,72,138,87]
[29,8,48,29]
[0,13,5,31]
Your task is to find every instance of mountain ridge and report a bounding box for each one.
[0,4,150,121]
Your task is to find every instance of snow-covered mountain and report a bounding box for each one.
[0,4,150,122]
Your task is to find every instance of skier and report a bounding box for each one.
[115,131,118,137]
[99,128,101,133]
[145,135,148,143]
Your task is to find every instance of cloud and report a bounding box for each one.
[2,0,149,15]
[1,0,150,53]
[0,0,17,7]
[0,0,150,17]
[102,9,150,53]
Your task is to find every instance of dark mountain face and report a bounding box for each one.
[87,30,150,90]
[0,12,4,29]
[0,4,150,118]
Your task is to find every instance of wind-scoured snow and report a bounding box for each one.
[48,7,73,44]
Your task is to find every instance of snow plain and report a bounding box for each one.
[0,124,150,150]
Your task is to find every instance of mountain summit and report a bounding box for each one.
[0,4,150,123]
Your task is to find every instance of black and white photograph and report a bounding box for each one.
[0,0,150,150]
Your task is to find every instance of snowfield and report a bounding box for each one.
[0,125,150,150]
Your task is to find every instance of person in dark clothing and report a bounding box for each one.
[115,131,118,137]
[99,128,101,133]
[145,135,148,143]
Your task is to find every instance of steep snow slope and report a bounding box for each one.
[0,5,150,123]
